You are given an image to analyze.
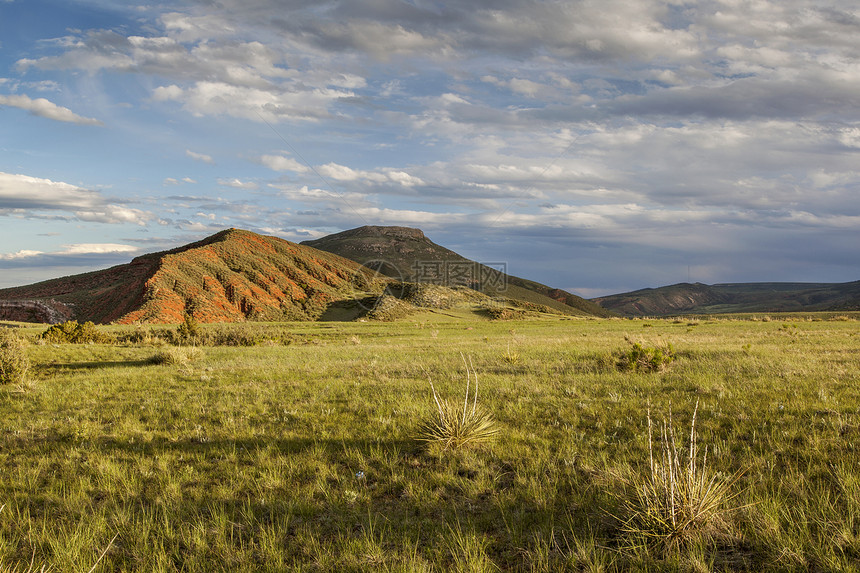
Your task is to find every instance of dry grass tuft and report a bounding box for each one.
[418,355,499,450]
[150,346,203,365]
[621,401,745,552]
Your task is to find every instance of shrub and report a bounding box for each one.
[619,401,744,552]
[0,330,29,385]
[617,342,675,372]
[176,313,201,340]
[417,355,498,450]
[41,320,110,344]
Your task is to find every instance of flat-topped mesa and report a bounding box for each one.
[324,226,426,241]
[371,226,425,240]
[302,225,617,317]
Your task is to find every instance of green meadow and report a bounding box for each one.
[1,313,859,571]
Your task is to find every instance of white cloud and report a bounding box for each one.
[0,250,44,261]
[0,172,152,225]
[0,94,102,125]
[185,149,214,164]
[163,177,197,185]
[152,84,183,101]
[260,154,308,173]
[58,243,139,255]
[317,163,367,182]
[384,170,424,187]
[157,81,352,122]
[0,242,142,275]
[316,163,424,188]
[218,178,258,189]
[268,183,368,205]
[482,75,549,98]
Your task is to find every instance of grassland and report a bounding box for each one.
[1,313,859,571]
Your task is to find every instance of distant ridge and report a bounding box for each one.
[592,281,860,316]
[0,229,369,324]
[302,225,614,317]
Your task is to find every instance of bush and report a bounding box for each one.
[0,330,30,385]
[617,342,675,372]
[41,320,110,344]
[176,314,201,340]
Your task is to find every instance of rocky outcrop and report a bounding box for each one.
[0,300,73,324]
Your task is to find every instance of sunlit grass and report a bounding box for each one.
[0,313,859,570]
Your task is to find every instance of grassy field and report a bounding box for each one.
[1,313,859,571]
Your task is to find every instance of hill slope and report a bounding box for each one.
[302,226,614,317]
[0,229,372,324]
[592,281,860,316]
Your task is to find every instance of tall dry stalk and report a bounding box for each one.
[624,401,744,551]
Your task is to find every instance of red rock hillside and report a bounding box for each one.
[0,229,374,324]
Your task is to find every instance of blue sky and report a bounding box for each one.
[1,0,859,297]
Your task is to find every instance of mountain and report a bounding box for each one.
[301,226,614,317]
[0,229,373,324]
[592,281,860,316]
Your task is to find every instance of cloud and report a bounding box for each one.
[260,154,308,173]
[0,172,152,225]
[0,243,140,270]
[0,250,44,261]
[316,162,425,187]
[217,178,258,189]
[7,0,860,294]
[482,75,553,98]
[0,94,103,125]
[164,177,197,185]
[156,80,354,122]
[185,149,214,164]
[59,244,139,256]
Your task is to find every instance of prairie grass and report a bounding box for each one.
[1,313,859,570]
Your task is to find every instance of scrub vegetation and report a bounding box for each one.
[1,312,859,571]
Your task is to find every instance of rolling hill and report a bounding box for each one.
[0,229,375,324]
[592,281,860,316]
[0,227,614,325]
[301,226,615,317]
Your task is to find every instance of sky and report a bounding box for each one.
[1,0,859,297]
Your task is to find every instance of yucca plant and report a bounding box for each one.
[502,344,520,365]
[418,355,499,450]
[621,401,744,552]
